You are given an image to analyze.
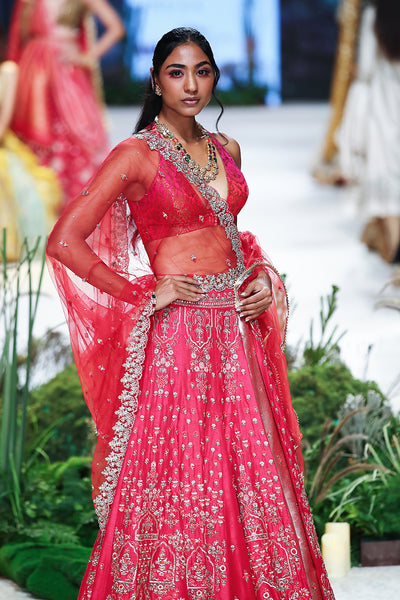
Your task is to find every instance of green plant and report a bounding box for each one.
[367,422,400,475]
[289,362,382,444]
[0,455,97,547]
[327,470,400,540]
[26,363,94,461]
[303,285,346,366]
[0,542,91,600]
[337,390,393,458]
[312,417,400,542]
[306,408,385,505]
[0,233,46,521]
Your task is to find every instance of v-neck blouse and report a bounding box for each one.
[128,126,249,245]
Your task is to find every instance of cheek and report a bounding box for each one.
[160,77,181,92]
[201,78,214,96]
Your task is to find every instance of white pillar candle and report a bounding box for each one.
[321,532,348,579]
[325,522,351,573]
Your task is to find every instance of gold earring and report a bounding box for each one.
[154,83,162,97]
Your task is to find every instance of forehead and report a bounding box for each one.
[161,42,210,67]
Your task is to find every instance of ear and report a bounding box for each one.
[150,67,156,85]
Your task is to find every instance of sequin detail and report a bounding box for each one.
[94,299,154,531]
[136,128,246,292]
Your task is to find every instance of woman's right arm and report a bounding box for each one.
[47,140,147,301]
[48,139,208,308]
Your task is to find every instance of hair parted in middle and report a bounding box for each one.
[135,27,224,133]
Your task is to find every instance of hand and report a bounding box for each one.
[154,275,205,310]
[59,45,95,70]
[237,270,273,321]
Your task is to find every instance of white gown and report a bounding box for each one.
[336,5,400,218]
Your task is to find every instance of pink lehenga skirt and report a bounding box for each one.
[78,290,335,600]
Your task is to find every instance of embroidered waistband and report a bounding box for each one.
[174,290,235,308]
[193,264,244,293]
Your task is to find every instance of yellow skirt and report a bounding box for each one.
[0,130,61,262]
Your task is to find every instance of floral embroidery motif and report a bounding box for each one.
[79,294,333,599]
[94,299,154,531]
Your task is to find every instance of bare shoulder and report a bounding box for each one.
[213,133,242,169]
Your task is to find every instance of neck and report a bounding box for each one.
[157,110,200,143]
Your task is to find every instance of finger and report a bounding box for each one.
[239,289,272,308]
[239,304,272,319]
[161,275,202,287]
[239,304,271,319]
[239,297,272,316]
[175,285,205,299]
[240,280,259,298]
[167,280,203,297]
[239,303,272,320]
[172,275,200,283]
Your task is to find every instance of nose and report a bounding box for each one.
[184,71,198,94]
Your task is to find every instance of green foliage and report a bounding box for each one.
[326,470,400,540]
[216,84,268,106]
[104,77,146,105]
[1,234,45,477]
[310,416,400,544]
[0,234,47,541]
[0,456,97,548]
[103,77,268,106]
[0,542,91,600]
[303,285,346,366]
[373,475,400,538]
[306,407,385,505]
[26,363,94,461]
[289,362,382,445]
[337,391,393,458]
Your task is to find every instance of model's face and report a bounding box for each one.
[154,42,215,118]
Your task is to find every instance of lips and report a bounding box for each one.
[182,98,200,105]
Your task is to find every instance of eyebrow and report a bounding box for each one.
[165,60,211,69]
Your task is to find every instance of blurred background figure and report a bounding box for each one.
[313,0,364,184]
[336,0,400,302]
[7,0,125,208]
[0,28,61,262]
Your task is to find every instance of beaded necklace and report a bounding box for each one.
[154,115,219,182]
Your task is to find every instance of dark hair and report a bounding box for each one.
[374,0,400,60]
[135,27,224,132]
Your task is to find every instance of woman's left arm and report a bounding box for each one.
[71,0,125,68]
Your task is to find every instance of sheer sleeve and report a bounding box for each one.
[46,136,157,302]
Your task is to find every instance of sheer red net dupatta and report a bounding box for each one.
[46,196,155,531]
[239,231,303,470]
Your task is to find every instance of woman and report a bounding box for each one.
[0,57,61,261]
[336,0,400,265]
[47,28,335,600]
[312,0,364,184]
[7,0,125,208]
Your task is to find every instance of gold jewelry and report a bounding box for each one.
[154,83,162,96]
[154,116,219,182]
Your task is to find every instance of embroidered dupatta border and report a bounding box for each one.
[136,127,246,291]
[94,299,153,531]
